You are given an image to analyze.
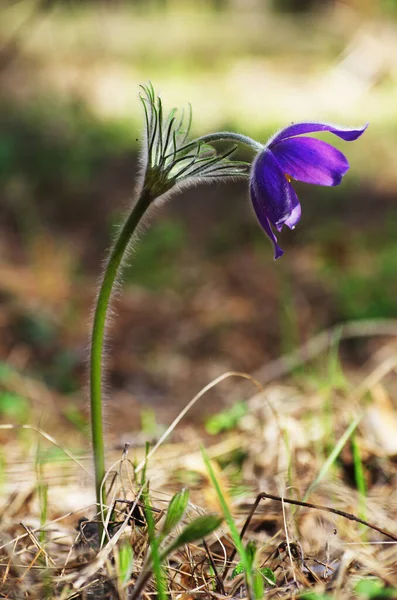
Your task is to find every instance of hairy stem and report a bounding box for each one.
[175,132,262,157]
[90,187,153,510]
[195,131,262,150]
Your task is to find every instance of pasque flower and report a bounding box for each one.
[250,122,367,258]
[88,82,367,516]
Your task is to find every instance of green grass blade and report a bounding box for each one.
[143,488,167,600]
[304,414,362,501]
[351,432,367,529]
[252,570,265,599]
[201,446,255,598]
[118,541,134,587]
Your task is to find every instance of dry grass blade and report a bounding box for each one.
[0,424,91,476]
[135,371,264,474]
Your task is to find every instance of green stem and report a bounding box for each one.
[195,131,262,151]
[170,132,262,159]
[90,186,153,510]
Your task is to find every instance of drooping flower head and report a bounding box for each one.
[139,86,367,258]
[250,122,368,259]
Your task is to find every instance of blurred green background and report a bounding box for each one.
[0,0,396,436]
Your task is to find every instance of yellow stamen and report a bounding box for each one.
[285,174,292,183]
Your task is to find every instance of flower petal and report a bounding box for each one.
[252,149,297,228]
[270,122,368,145]
[250,182,284,259]
[284,187,301,229]
[271,137,349,186]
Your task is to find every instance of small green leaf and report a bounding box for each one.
[0,391,29,422]
[175,514,222,546]
[161,488,189,538]
[355,578,397,598]
[355,578,382,597]
[231,562,244,579]
[164,514,222,556]
[260,567,276,586]
[205,401,247,435]
[118,542,134,586]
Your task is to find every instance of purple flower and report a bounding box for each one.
[250,122,368,259]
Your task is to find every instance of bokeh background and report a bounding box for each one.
[1,0,397,446]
